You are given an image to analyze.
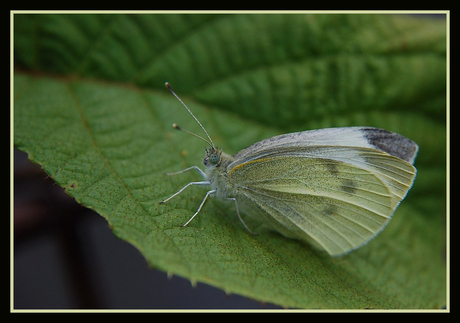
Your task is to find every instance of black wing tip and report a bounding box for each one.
[362,127,419,164]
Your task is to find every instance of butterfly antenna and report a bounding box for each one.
[165,82,215,147]
[171,123,212,146]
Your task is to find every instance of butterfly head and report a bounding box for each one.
[204,146,222,167]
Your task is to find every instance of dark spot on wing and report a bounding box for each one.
[341,179,357,194]
[325,161,339,176]
[323,204,338,217]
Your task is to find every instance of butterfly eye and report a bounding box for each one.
[209,153,220,165]
[203,151,220,166]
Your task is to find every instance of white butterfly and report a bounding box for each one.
[161,83,418,256]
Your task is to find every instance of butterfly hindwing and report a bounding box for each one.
[227,147,416,256]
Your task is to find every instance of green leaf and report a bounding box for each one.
[14,14,446,309]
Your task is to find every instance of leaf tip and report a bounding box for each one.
[188,278,197,288]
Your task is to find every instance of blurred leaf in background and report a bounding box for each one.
[13,13,447,309]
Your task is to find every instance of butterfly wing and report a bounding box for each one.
[227,128,417,256]
[233,127,419,164]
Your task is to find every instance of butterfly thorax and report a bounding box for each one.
[204,147,236,199]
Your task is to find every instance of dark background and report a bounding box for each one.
[14,149,280,310]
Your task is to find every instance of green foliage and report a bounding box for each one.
[14,14,446,308]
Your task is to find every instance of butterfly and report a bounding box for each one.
[160,83,418,256]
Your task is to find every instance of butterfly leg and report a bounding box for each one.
[182,189,217,227]
[165,166,207,179]
[160,181,211,204]
[227,197,257,236]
